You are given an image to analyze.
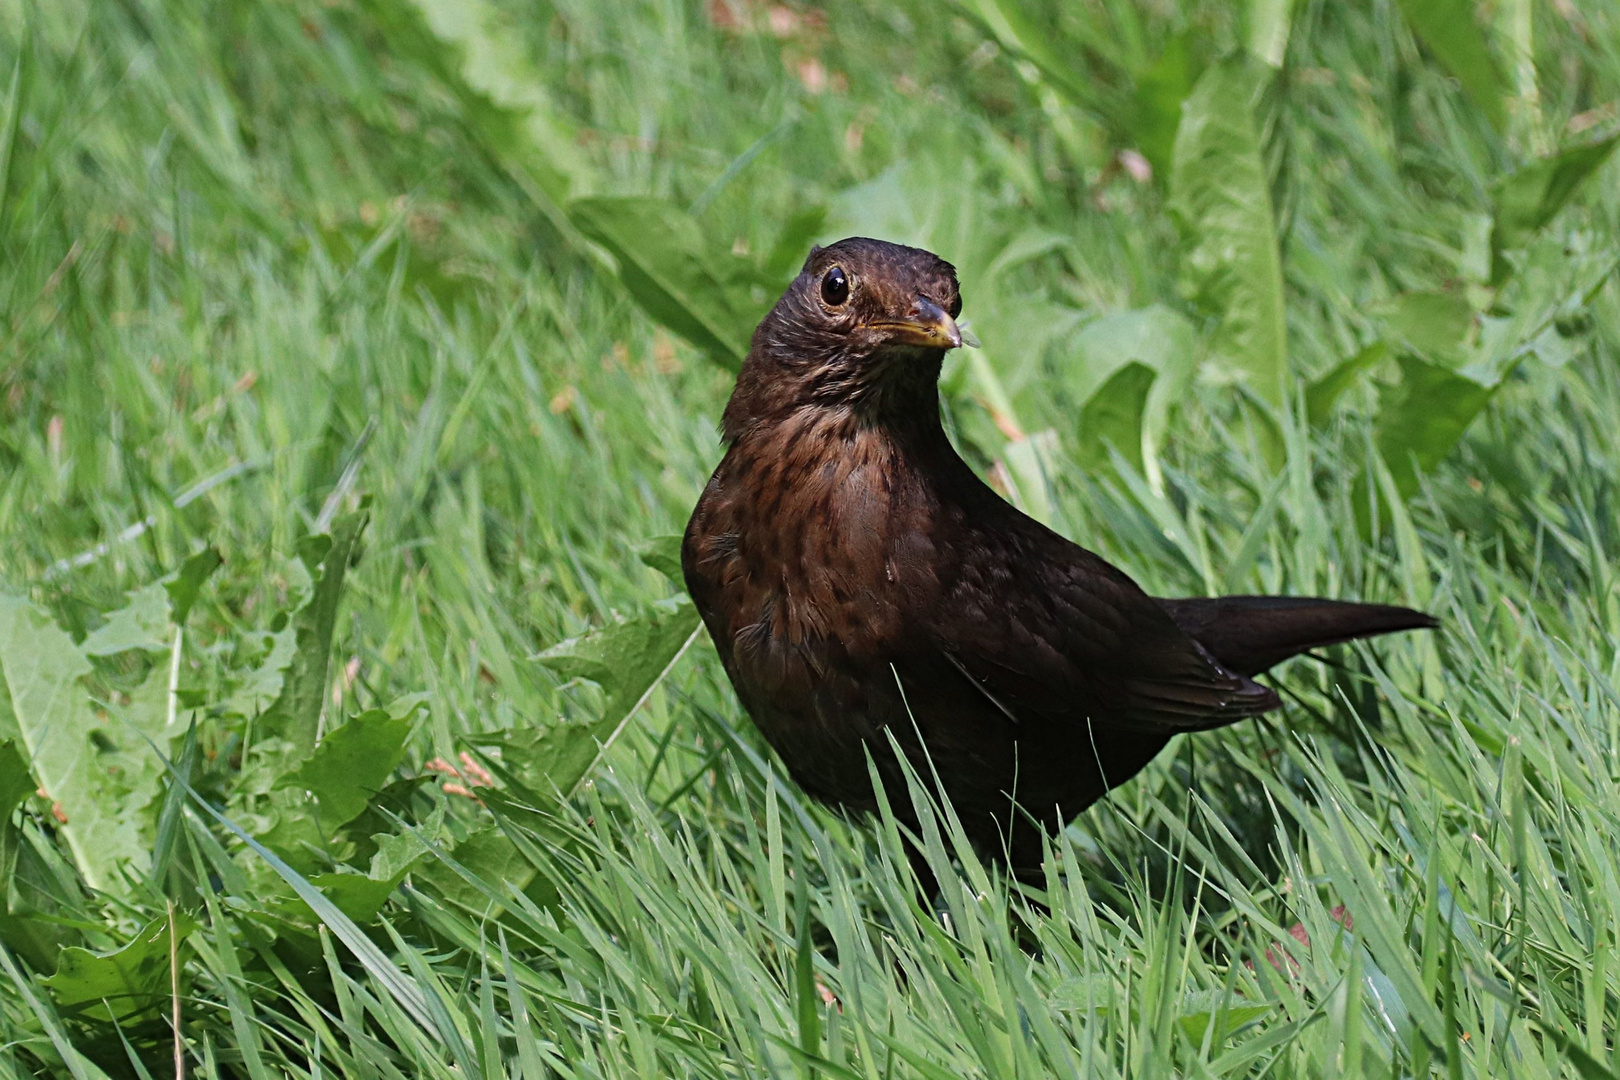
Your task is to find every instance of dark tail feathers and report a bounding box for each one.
[1159,596,1438,678]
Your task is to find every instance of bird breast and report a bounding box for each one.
[689,411,940,694]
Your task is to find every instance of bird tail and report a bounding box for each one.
[1158,596,1437,678]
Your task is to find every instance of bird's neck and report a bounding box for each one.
[724,397,953,469]
[721,347,947,445]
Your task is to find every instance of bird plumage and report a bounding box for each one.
[683,237,1435,869]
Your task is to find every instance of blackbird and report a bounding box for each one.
[682,237,1436,870]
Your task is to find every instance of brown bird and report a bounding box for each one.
[682,237,1435,871]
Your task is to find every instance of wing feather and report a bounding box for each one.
[933,518,1280,733]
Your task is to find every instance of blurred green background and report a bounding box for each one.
[1,0,1619,1076]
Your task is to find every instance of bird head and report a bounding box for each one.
[723,237,967,438]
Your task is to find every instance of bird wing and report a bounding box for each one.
[931,522,1280,734]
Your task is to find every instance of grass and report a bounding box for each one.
[1,0,1620,1076]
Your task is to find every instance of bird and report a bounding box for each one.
[681,237,1436,872]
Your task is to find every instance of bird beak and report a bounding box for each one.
[869,297,963,350]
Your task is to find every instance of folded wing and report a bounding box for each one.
[933,529,1282,735]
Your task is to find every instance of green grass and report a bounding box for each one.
[1,0,1620,1076]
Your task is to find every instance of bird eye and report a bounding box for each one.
[821,266,850,307]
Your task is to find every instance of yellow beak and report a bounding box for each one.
[869,297,963,350]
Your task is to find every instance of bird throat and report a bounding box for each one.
[723,341,948,443]
[853,345,946,423]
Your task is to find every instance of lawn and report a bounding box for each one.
[1,0,1619,1076]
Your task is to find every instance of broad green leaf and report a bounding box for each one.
[415,827,535,910]
[1247,0,1296,68]
[405,0,591,212]
[1374,354,1495,499]
[329,776,438,873]
[1396,0,1507,132]
[535,596,701,720]
[383,691,431,720]
[0,594,91,766]
[226,625,298,719]
[0,737,69,971]
[636,535,685,583]
[0,946,110,1080]
[298,872,402,925]
[0,594,100,882]
[1527,321,1578,368]
[163,545,223,626]
[495,597,703,797]
[0,675,87,963]
[1304,343,1388,426]
[236,736,320,849]
[370,823,435,883]
[1069,304,1197,485]
[1073,361,1156,473]
[1178,1002,1272,1044]
[0,739,28,910]
[81,583,170,657]
[82,548,221,658]
[257,711,421,869]
[0,739,28,821]
[182,788,442,1039]
[570,196,767,370]
[66,672,172,891]
[1379,291,1476,366]
[472,724,600,802]
[1491,136,1620,283]
[1170,55,1288,407]
[277,709,413,829]
[980,226,1070,284]
[236,524,370,865]
[45,912,195,1018]
[1068,306,1195,406]
[259,511,368,753]
[1130,35,1202,179]
[0,869,79,973]
[1470,230,1620,385]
